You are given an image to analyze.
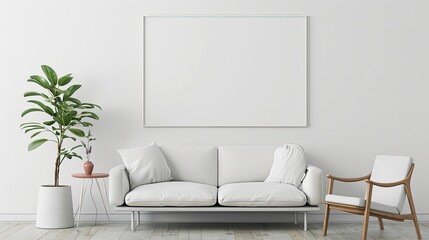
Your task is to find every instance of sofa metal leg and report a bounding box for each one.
[137,211,140,225]
[131,211,135,231]
[294,212,297,224]
[304,211,307,231]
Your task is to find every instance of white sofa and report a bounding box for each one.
[109,146,323,231]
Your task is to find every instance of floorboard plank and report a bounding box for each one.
[4,223,46,240]
[64,223,104,240]
[201,223,234,240]
[178,223,202,240]
[120,223,156,240]
[0,223,14,234]
[0,223,27,239]
[258,223,294,240]
[150,223,180,240]
[90,223,128,240]
[233,223,263,240]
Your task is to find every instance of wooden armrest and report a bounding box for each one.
[365,179,406,187]
[327,173,371,183]
[364,163,414,188]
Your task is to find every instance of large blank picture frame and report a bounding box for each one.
[143,15,307,127]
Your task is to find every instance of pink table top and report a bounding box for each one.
[72,173,109,179]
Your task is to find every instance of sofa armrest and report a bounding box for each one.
[302,165,323,206]
[109,165,130,206]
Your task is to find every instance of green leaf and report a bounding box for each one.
[67,98,81,105]
[20,122,42,127]
[24,126,44,133]
[28,139,48,151]
[28,100,54,116]
[58,73,73,86]
[81,103,94,109]
[43,120,56,126]
[80,122,93,127]
[53,114,71,126]
[67,110,78,117]
[41,65,58,85]
[30,131,42,138]
[63,135,77,141]
[21,124,43,129]
[70,145,82,151]
[51,87,62,97]
[63,85,81,100]
[68,128,85,137]
[81,111,99,120]
[28,75,50,89]
[21,108,44,117]
[66,152,82,160]
[94,104,102,110]
[23,91,49,98]
[82,103,102,110]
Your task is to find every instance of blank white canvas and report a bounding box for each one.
[144,15,307,127]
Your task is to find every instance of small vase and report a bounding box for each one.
[83,161,94,175]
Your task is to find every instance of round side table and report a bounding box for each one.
[72,173,111,228]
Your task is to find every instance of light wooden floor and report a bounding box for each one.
[0,222,427,240]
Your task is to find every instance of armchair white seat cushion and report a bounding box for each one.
[125,181,217,207]
[218,182,307,207]
[325,194,399,214]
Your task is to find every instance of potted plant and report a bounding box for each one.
[21,65,101,229]
[81,129,96,175]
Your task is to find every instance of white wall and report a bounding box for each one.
[0,0,428,222]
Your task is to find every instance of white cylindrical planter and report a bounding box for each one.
[36,185,74,229]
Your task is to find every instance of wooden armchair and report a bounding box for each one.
[322,155,421,240]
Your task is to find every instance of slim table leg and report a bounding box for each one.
[102,178,111,226]
[89,179,97,226]
[137,211,140,225]
[96,178,111,226]
[76,179,87,229]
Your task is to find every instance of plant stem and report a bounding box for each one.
[54,126,64,186]
[54,151,60,186]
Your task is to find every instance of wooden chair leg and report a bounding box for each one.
[362,208,370,240]
[362,184,373,240]
[377,217,384,230]
[322,204,330,236]
[405,184,422,239]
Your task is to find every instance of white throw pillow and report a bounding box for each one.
[118,142,172,189]
[264,144,307,187]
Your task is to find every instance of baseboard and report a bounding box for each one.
[1,212,428,223]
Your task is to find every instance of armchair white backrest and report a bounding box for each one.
[370,155,413,213]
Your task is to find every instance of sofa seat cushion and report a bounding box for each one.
[125,181,217,207]
[325,194,399,214]
[218,182,307,207]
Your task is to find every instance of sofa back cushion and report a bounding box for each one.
[160,146,218,186]
[218,146,277,186]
